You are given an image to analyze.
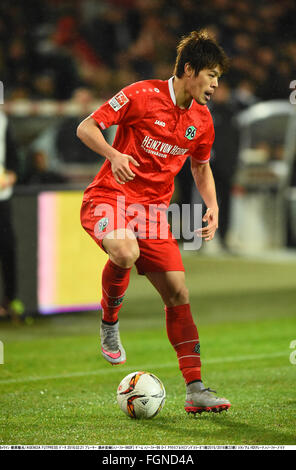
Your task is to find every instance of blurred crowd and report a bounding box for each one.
[0,0,295,103]
[1,0,296,318]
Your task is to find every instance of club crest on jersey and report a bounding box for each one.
[109,91,129,112]
[98,217,109,232]
[185,125,197,140]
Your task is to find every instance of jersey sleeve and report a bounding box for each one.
[191,116,215,164]
[91,83,147,130]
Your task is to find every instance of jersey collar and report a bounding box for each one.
[168,76,193,110]
[168,76,176,105]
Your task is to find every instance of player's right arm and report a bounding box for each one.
[76,116,139,185]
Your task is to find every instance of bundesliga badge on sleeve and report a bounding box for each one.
[109,91,129,112]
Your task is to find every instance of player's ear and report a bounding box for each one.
[184,63,194,78]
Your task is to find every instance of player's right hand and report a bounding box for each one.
[110,153,140,185]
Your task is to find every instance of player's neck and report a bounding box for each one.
[173,76,193,109]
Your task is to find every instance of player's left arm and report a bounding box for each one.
[191,159,219,241]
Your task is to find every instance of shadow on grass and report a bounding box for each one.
[135,411,295,445]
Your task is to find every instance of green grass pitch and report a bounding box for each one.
[0,255,296,446]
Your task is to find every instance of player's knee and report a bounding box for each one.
[165,285,189,307]
[110,242,140,268]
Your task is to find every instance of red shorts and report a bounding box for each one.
[80,196,185,275]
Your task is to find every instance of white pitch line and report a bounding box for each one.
[0,351,288,386]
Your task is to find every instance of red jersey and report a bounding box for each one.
[84,77,215,207]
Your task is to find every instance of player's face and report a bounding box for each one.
[186,65,221,105]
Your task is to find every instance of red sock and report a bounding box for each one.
[165,303,201,384]
[100,259,131,323]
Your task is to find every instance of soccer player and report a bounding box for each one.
[78,30,231,414]
[0,111,24,320]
